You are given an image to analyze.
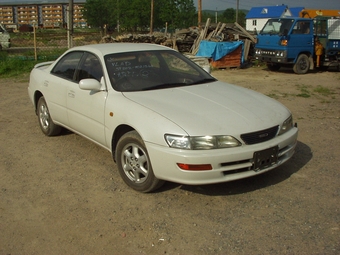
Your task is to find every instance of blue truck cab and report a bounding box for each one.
[254,17,340,74]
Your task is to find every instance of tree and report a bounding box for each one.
[156,0,196,30]
[118,0,151,31]
[83,0,117,32]
[175,0,196,28]
[83,0,197,33]
[221,8,236,23]
[220,8,246,27]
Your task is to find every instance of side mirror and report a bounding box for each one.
[79,78,102,91]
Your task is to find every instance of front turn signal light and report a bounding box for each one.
[281,40,288,46]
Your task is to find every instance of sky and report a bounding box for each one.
[194,0,340,11]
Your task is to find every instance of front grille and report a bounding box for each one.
[241,126,279,145]
[261,50,276,56]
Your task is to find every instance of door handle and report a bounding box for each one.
[68,90,75,98]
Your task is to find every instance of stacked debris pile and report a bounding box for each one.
[100,19,256,68]
[100,32,168,45]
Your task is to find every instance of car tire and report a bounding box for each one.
[293,54,310,74]
[37,97,62,136]
[267,63,281,71]
[116,131,164,192]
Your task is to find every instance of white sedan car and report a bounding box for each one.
[28,43,298,192]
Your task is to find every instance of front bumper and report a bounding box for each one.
[254,48,289,64]
[255,55,289,64]
[146,127,298,185]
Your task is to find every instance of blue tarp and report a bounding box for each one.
[196,40,244,62]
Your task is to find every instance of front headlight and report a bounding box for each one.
[279,115,293,135]
[165,134,241,150]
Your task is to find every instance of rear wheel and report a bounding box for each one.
[267,63,281,71]
[116,131,164,192]
[37,97,62,136]
[293,54,310,74]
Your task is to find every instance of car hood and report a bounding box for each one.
[123,81,289,136]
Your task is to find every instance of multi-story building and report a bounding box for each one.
[0,0,86,29]
[41,4,63,28]
[0,6,14,25]
[17,5,39,25]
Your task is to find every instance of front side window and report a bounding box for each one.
[261,19,294,35]
[105,50,214,92]
[51,51,83,80]
[77,53,103,82]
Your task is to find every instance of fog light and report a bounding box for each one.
[177,163,212,171]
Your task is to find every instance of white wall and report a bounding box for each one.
[246,19,269,32]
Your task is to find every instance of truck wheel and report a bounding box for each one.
[293,54,310,74]
[116,131,164,192]
[267,63,281,71]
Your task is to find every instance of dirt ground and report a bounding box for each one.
[0,66,339,255]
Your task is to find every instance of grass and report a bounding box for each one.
[294,84,336,100]
[0,49,64,78]
[313,85,334,97]
[0,52,36,77]
[1,29,102,78]
[296,84,311,98]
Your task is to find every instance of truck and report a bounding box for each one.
[0,23,11,50]
[254,16,340,74]
[300,9,340,19]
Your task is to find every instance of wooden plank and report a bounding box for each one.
[190,18,211,55]
[234,22,256,43]
[243,39,251,61]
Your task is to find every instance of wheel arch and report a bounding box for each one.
[111,124,135,162]
[293,51,312,63]
[33,91,44,113]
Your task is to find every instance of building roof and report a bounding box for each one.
[245,5,290,19]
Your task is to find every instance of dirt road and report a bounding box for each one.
[1,66,339,254]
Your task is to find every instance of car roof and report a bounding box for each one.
[69,43,173,56]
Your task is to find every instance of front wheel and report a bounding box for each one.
[37,97,61,136]
[116,131,164,192]
[293,54,310,74]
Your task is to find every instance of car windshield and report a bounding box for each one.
[104,50,216,92]
[260,18,294,35]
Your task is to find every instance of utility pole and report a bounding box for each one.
[117,0,120,33]
[150,0,154,34]
[67,0,73,48]
[236,0,239,23]
[215,8,217,23]
[198,0,202,26]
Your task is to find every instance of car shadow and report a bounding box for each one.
[59,128,74,136]
[158,140,312,196]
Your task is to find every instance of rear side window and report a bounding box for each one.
[51,51,84,80]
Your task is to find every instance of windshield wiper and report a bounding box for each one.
[142,83,188,91]
[142,78,216,91]
[191,78,216,85]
